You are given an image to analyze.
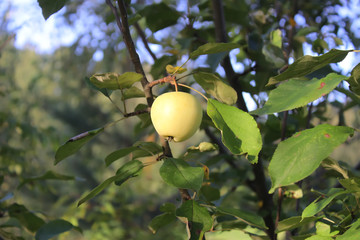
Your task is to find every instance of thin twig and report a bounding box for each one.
[134,22,157,61]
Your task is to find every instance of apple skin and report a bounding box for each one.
[150,92,203,142]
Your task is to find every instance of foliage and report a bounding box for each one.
[1,0,360,239]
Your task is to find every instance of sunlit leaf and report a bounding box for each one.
[251,73,345,115]
[160,158,204,191]
[207,99,262,163]
[302,188,350,219]
[267,49,353,86]
[276,216,322,233]
[165,65,187,74]
[187,142,219,153]
[216,207,267,229]
[336,218,360,240]
[270,29,282,48]
[8,204,45,232]
[346,63,360,95]
[18,170,75,189]
[194,72,237,105]
[176,200,213,238]
[38,0,67,20]
[190,42,240,58]
[90,72,143,90]
[269,124,354,193]
[55,127,104,165]
[35,220,73,240]
[78,160,143,206]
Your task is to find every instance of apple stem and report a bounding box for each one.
[177,83,208,101]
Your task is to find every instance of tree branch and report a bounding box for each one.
[106,0,153,106]
[134,22,157,61]
[211,0,248,112]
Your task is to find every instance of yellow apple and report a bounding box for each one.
[150,92,203,142]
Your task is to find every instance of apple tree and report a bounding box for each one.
[12,0,360,239]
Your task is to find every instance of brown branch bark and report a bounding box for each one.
[134,22,157,61]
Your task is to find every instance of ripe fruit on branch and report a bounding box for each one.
[150,92,203,142]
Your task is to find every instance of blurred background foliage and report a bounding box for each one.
[0,0,359,239]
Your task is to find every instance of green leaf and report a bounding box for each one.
[269,124,354,193]
[270,29,282,48]
[262,44,286,68]
[150,55,177,79]
[339,178,360,197]
[37,0,67,20]
[302,188,350,219]
[140,3,180,32]
[105,142,162,166]
[176,200,213,238]
[8,204,45,232]
[276,216,322,233]
[159,158,204,191]
[190,43,240,58]
[216,207,268,229]
[85,76,112,98]
[267,49,353,86]
[194,72,238,105]
[207,99,262,163]
[148,205,177,234]
[187,142,219,153]
[105,146,137,166]
[18,170,75,189]
[251,73,345,115]
[207,230,253,240]
[35,219,73,240]
[200,185,220,202]
[78,160,143,206]
[55,127,104,165]
[90,72,143,90]
[346,63,360,95]
[121,86,145,100]
[336,218,360,240]
[165,65,187,74]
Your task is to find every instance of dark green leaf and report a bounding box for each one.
[84,76,112,98]
[302,188,350,219]
[90,72,143,90]
[105,142,162,166]
[35,219,73,240]
[295,26,318,37]
[200,185,220,202]
[194,72,238,105]
[267,49,353,86]
[140,3,180,32]
[160,158,204,191]
[176,200,213,238]
[269,124,354,193]
[18,170,75,189]
[121,86,145,100]
[207,99,262,163]
[262,44,285,68]
[37,0,67,20]
[251,73,345,115]
[339,178,360,196]
[150,55,177,79]
[8,204,45,232]
[190,42,240,58]
[276,216,322,233]
[336,218,360,240]
[105,147,137,166]
[148,212,176,234]
[55,127,104,165]
[78,160,143,206]
[346,63,360,95]
[216,207,267,229]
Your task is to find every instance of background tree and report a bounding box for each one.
[1,0,360,239]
